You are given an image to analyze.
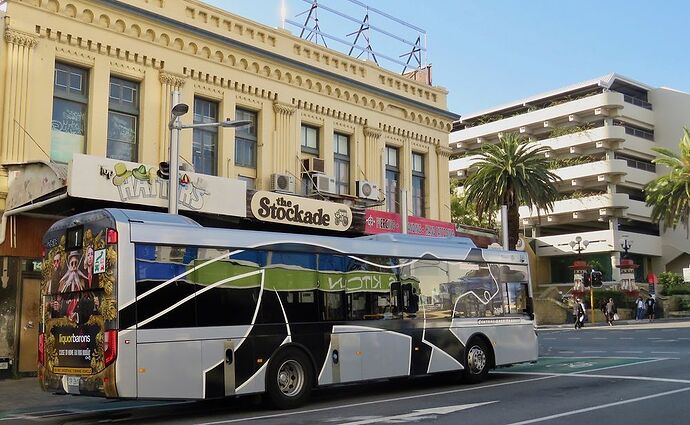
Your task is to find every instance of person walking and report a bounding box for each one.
[636,296,646,320]
[574,298,586,329]
[605,298,617,326]
[646,294,656,322]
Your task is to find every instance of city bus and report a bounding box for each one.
[38,209,537,408]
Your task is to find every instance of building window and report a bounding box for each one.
[412,152,425,217]
[235,108,257,168]
[193,97,219,175]
[334,133,350,195]
[107,77,139,162]
[301,125,319,155]
[385,146,400,213]
[51,63,88,163]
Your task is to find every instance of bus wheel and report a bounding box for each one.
[266,348,313,409]
[463,339,490,384]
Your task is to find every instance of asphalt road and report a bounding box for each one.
[3,321,690,425]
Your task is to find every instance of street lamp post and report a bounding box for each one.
[167,90,251,214]
[569,236,595,321]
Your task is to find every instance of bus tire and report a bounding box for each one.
[265,348,313,409]
[462,338,490,384]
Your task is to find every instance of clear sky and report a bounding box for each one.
[204,0,690,118]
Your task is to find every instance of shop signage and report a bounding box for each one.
[68,154,246,217]
[250,191,352,231]
[364,210,456,237]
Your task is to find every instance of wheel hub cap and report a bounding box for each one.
[468,346,487,374]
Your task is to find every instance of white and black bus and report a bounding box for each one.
[39,209,537,408]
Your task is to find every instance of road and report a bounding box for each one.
[3,321,690,425]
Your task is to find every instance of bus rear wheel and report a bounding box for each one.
[463,339,490,384]
[266,348,313,409]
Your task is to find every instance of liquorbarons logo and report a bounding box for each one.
[58,334,91,344]
[251,191,352,231]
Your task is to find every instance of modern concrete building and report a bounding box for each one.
[450,73,690,289]
[0,0,457,376]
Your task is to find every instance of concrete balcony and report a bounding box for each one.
[536,125,625,154]
[620,165,657,186]
[554,159,628,188]
[519,193,629,223]
[452,91,625,147]
[533,229,661,257]
[449,155,481,178]
[626,199,653,220]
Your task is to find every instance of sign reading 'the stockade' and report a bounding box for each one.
[250,191,352,231]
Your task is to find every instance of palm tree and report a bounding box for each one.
[461,132,561,249]
[644,128,690,237]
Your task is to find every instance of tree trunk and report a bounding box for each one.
[507,203,520,250]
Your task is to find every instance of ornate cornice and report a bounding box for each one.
[4,29,38,48]
[158,71,186,88]
[436,145,453,158]
[273,101,296,116]
[363,126,382,140]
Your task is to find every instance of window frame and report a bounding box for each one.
[51,62,89,163]
[192,96,220,176]
[333,132,350,195]
[107,76,140,162]
[300,124,320,155]
[385,146,400,214]
[234,107,258,169]
[411,152,425,217]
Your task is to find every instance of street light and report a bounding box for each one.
[167,91,252,214]
[569,235,589,255]
[570,236,594,321]
[620,237,633,258]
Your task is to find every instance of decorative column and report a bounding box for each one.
[158,71,186,162]
[272,101,297,176]
[436,145,453,221]
[2,29,38,163]
[363,126,382,185]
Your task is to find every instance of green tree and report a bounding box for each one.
[450,179,494,228]
[461,132,561,249]
[644,128,690,236]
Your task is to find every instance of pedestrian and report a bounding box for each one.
[574,298,586,329]
[636,296,646,320]
[605,298,617,326]
[646,294,656,322]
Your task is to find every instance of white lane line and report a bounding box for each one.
[619,337,634,340]
[558,351,575,354]
[593,337,607,340]
[542,338,557,340]
[193,375,556,425]
[582,350,605,354]
[615,351,643,354]
[506,387,690,425]
[651,351,680,354]
[572,358,668,374]
[567,337,581,340]
[649,337,662,339]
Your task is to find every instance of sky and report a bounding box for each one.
[204,0,690,117]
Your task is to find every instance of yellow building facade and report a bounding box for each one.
[0,0,455,218]
[0,0,456,376]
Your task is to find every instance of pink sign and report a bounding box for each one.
[408,216,456,237]
[364,210,455,237]
[364,210,401,234]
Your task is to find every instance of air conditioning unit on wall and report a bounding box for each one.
[356,180,380,201]
[302,157,326,174]
[309,174,336,195]
[270,173,295,193]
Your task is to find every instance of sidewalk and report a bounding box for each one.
[0,376,117,417]
[537,316,690,330]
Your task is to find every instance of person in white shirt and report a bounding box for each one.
[636,297,646,320]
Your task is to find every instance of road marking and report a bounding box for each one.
[193,376,554,425]
[593,337,607,340]
[558,351,575,354]
[619,337,634,340]
[651,351,680,354]
[581,350,605,354]
[506,387,690,425]
[542,338,557,340]
[615,351,642,354]
[567,337,581,340]
[649,337,662,339]
[338,401,498,425]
